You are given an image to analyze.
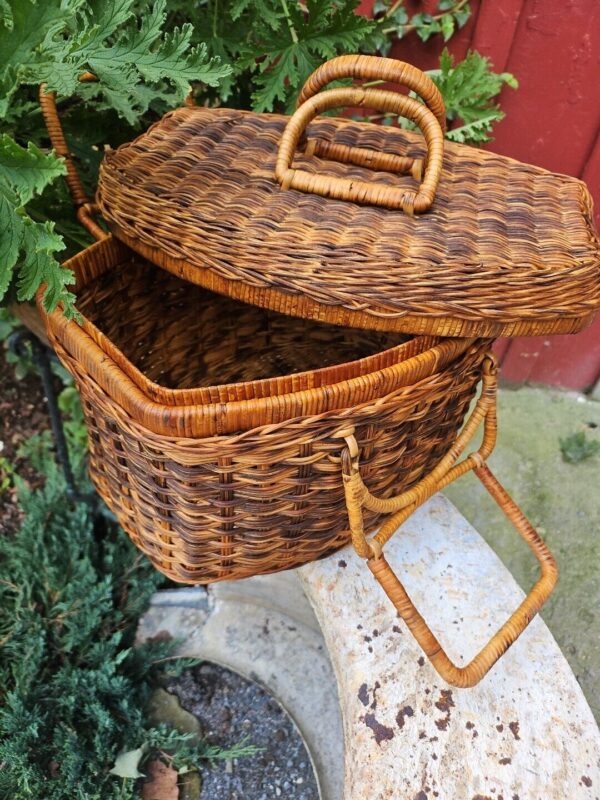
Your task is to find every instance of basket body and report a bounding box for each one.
[43,237,489,583]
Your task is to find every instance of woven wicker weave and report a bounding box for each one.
[96,57,600,339]
[43,237,487,583]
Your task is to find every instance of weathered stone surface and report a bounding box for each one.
[299,494,600,800]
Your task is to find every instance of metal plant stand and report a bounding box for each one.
[8,328,102,515]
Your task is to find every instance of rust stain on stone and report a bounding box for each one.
[370,680,381,710]
[363,712,395,746]
[434,689,454,730]
[581,776,592,787]
[499,757,512,765]
[358,682,369,707]
[508,720,521,740]
[435,689,455,713]
[396,705,414,730]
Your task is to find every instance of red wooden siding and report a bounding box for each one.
[358,0,600,391]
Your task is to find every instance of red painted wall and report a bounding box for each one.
[359,0,600,391]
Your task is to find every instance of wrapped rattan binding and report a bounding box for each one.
[37,56,564,687]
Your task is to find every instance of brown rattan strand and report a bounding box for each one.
[276,86,444,213]
[50,331,489,583]
[43,238,479,437]
[96,104,600,338]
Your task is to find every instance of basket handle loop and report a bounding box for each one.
[275,86,444,214]
[297,54,447,134]
[39,77,109,242]
[338,354,558,687]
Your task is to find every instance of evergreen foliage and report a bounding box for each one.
[0,455,254,799]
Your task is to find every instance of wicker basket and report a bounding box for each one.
[45,234,487,579]
[36,54,599,686]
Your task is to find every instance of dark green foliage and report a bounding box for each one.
[165,0,373,112]
[0,0,230,318]
[0,456,257,798]
[369,0,471,54]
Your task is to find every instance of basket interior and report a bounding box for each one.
[75,253,409,392]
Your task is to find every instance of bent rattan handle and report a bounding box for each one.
[297,54,447,134]
[339,354,558,687]
[39,84,90,209]
[276,86,444,213]
[39,79,118,242]
[368,465,558,688]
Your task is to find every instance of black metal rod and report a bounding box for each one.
[7,328,97,509]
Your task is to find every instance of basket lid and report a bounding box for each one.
[97,56,600,338]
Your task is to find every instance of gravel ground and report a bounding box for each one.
[168,663,320,800]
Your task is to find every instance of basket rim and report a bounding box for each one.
[38,238,481,437]
[51,236,445,407]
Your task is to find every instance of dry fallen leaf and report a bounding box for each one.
[141,758,179,800]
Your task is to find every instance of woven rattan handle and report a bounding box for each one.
[297,54,447,133]
[338,355,558,687]
[39,79,117,242]
[276,86,444,213]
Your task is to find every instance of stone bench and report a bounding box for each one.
[138,494,600,799]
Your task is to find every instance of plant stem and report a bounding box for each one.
[280,0,299,44]
[212,0,219,38]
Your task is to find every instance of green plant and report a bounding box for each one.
[560,431,600,465]
[0,454,258,799]
[166,0,373,112]
[1,0,230,319]
[370,0,471,52]
[1,0,516,323]
[429,48,518,143]
[0,454,15,493]
[361,48,517,144]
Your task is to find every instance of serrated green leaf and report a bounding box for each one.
[429,48,517,143]
[246,0,372,112]
[0,192,23,299]
[0,135,66,205]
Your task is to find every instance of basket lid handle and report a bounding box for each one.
[275,85,444,214]
[297,54,446,134]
